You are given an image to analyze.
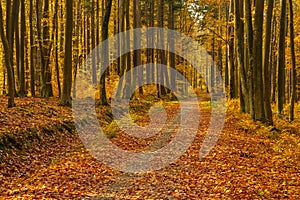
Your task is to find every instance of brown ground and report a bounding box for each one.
[0,96,299,199]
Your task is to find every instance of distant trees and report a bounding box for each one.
[0,0,298,124]
[0,0,203,107]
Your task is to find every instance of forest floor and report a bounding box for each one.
[0,96,299,199]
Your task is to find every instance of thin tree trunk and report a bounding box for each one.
[0,1,15,107]
[271,10,277,103]
[244,0,254,118]
[134,0,143,95]
[169,0,176,99]
[288,0,297,121]
[91,0,97,84]
[19,0,26,96]
[228,0,236,99]
[29,0,35,97]
[53,0,61,97]
[277,0,287,116]
[15,13,20,92]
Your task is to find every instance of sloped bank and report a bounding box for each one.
[0,97,80,189]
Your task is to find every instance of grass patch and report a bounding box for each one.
[107,132,117,139]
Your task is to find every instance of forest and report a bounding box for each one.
[0,0,299,199]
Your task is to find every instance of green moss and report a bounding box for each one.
[107,132,117,139]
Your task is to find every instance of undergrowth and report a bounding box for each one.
[227,100,300,161]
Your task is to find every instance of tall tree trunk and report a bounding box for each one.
[53,0,61,97]
[218,2,223,92]
[43,0,53,97]
[228,0,236,99]
[99,0,113,105]
[36,0,53,97]
[225,4,229,90]
[91,0,97,84]
[277,0,287,116]
[244,0,254,118]
[169,0,176,99]
[263,0,274,124]
[36,0,44,96]
[288,0,296,121]
[211,32,215,94]
[15,12,20,92]
[115,0,125,99]
[19,0,26,96]
[234,0,248,112]
[0,1,15,107]
[271,11,277,103]
[29,0,35,97]
[157,0,166,97]
[253,0,265,121]
[134,0,143,95]
[124,0,132,98]
[61,0,73,106]
[10,0,19,95]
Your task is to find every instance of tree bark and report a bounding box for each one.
[263,0,274,124]
[228,0,236,99]
[234,0,248,112]
[253,0,265,121]
[0,1,15,107]
[288,0,297,121]
[61,0,73,106]
[134,0,143,95]
[277,0,287,116]
[99,0,113,105]
[244,0,254,118]
[19,0,26,96]
[29,0,35,97]
[53,0,61,97]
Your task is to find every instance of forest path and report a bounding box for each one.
[1,98,299,199]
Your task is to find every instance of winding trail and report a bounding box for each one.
[1,98,299,199]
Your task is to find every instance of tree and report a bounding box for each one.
[29,0,35,97]
[288,0,297,121]
[234,0,248,112]
[228,0,236,99]
[61,0,73,106]
[0,0,15,107]
[244,0,254,118]
[277,0,287,116]
[263,0,274,125]
[169,0,176,94]
[133,0,143,95]
[253,0,265,121]
[99,0,113,105]
[19,0,26,96]
[36,0,53,98]
[157,0,167,97]
[53,0,61,98]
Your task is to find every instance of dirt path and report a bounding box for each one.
[1,100,299,199]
